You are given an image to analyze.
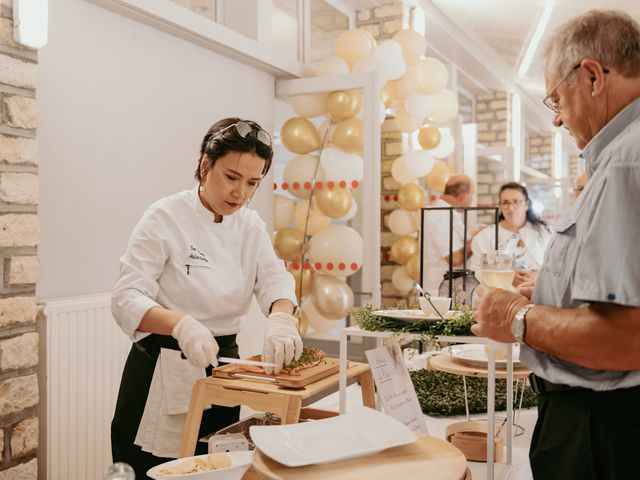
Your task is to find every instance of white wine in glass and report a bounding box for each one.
[480,250,516,289]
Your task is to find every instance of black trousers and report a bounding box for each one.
[111,334,240,480]
[529,384,640,479]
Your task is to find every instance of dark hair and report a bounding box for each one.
[498,182,547,230]
[195,117,274,182]
[444,177,472,197]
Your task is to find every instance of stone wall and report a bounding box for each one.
[357,2,414,307]
[0,0,40,477]
[474,91,510,223]
[526,133,553,177]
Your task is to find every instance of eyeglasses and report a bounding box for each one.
[211,121,272,147]
[542,63,610,113]
[499,199,525,208]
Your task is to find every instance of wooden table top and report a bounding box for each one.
[428,353,531,379]
[199,361,371,400]
[250,435,467,480]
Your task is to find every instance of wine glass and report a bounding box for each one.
[480,250,516,290]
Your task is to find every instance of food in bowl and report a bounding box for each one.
[147,451,253,480]
[156,453,230,476]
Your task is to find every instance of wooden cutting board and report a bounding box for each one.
[251,435,467,480]
[212,357,342,389]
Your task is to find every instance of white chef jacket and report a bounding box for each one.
[468,222,552,275]
[112,187,297,341]
[422,198,466,295]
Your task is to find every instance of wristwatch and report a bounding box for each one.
[512,304,535,344]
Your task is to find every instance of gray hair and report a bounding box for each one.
[545,9,640,80]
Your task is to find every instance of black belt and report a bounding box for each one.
[528,373,586,395]
[134,333,238,360]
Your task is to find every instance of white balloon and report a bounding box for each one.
[395,106,422,134]
[352,54,383,76]
[274,194,295,230]
[316,56,350,76]
[416,57,449,94]
[391,155,418,184]
[302,297,341,333]
[387,208,419,236]
[428,88,459,123]
[404,149,435,177]
[308,225,363,277]
[373,40,406,81]
[430,131,455,158]
[291,93,328,118]
[392,266,415,295]
[338,197,358,221]
[283,154,325,199]
[404,93,434,120]
[319,147,364,185]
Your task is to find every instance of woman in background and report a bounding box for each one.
[470,182,551,287]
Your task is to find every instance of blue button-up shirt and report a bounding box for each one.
[522,97,640,390]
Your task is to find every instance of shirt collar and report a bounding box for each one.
[580,96,640,176]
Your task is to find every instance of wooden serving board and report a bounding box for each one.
[212,357,342,389]
[251,435,467,480]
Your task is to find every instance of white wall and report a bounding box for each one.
[37,0,276,299]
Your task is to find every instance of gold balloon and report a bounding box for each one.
[273,228,305,262]
[327,91,361,122]
[332,118,363,153]
[288,264,314,298]
[294,199,332,234]
[311,274,354,320]
[381,82,394,109]
[296,309,309,336]
[315,187,353,218]
[406,253,421,282]
[418,126,442,150]
[398,183,427,211]
[281,117,321,154]
[424,160,453,192]
[390,236,419,266]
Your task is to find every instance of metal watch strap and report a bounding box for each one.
[513,303,535,344]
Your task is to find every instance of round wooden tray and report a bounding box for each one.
[428,353,531,379]
[251,435,467,480]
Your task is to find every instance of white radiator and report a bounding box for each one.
[45,294,132,480]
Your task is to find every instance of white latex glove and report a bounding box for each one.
[263,312,303,375]
[171,315,219,368]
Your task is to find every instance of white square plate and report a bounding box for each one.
[448,343,522,368]
[249,407,417,467]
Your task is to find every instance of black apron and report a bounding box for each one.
[111,334,240,480]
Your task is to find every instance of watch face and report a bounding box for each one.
[512,315,524,339]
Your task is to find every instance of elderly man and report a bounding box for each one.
[472,10,640,480]
[422,174,475,295]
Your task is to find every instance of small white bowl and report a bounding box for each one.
[419,296,451,318]
[147,451,253,480]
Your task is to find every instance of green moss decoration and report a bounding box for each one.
[410,369,537,416]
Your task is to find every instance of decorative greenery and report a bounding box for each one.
[352,305,476,343]
[410,369,537,416]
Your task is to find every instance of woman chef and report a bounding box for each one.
[110,118,302,478]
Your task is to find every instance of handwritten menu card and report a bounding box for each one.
[365,343,428,434]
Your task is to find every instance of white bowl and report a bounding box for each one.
[419,296,451,318]
[147,451,253,480]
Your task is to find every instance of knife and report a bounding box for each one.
[180,352,276,368]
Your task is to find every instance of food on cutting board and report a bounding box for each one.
[156,452,231,476]
[240,346,326,376]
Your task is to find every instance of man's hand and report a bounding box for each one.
[513,270,537,287]
[471,285,530,342]
[517,279,536,300]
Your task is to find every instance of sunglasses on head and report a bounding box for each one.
[211,121,272,147]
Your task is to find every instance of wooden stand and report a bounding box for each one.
[178,361,375,458]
